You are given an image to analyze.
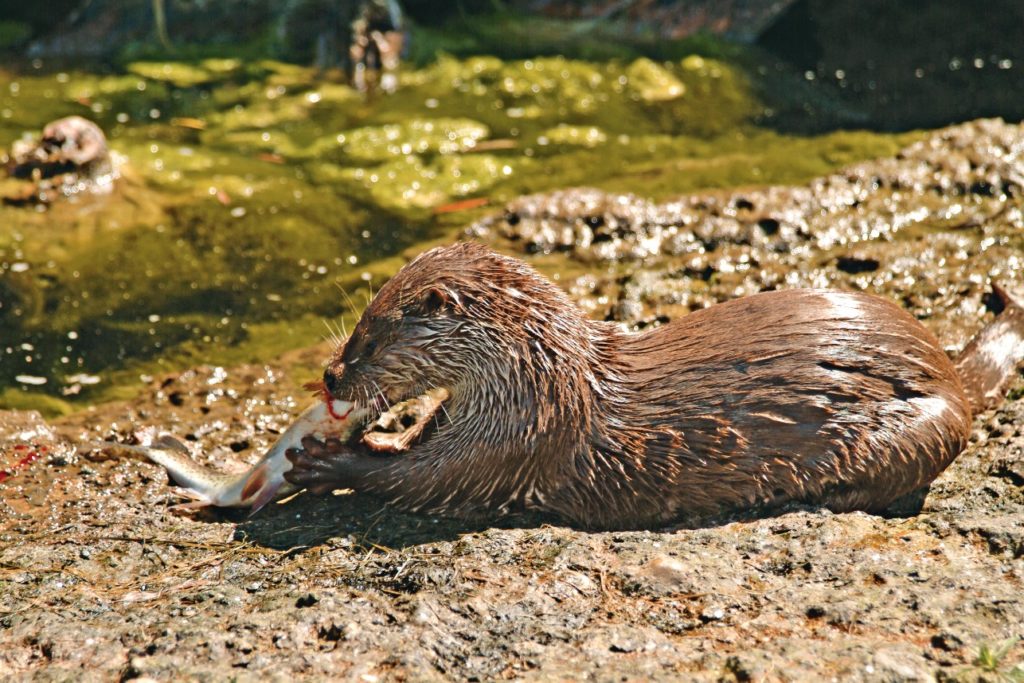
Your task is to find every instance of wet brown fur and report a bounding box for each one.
[286,243,1024,529]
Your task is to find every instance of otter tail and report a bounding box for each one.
[955,283,1024,414]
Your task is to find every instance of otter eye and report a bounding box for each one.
[364,339,378,356]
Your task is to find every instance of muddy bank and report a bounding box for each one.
[2,119,1024,680]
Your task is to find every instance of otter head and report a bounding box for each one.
[324,241,596,416]
[318,242,603,514]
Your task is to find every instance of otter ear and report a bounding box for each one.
[420,286,465,314]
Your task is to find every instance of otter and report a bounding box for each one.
[284,243,1024,529]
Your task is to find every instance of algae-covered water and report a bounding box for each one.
[0,55,911,414]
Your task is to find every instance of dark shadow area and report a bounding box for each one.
[226,487,929,550]
[757,0,821,69]
[878,485,930,518]
[757,0,1024,130]
[230,491,559,551]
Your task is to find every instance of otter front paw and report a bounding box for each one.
[284,436,355,494]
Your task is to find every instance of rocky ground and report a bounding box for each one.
[2,119,1024,681]
[471,118,1024,351]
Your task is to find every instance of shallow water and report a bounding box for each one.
[0,56,910,413]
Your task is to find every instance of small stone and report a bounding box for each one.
[295,593,318,608]
[930,631,964,651]
[700,606,726,622]
[639,554,696,593]
[872,648,931,680]
[609,636,638,653]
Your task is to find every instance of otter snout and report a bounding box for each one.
[323,364,345,398]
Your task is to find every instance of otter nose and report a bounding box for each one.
[323,365,344,397]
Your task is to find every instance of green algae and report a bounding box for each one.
[625,58,686,102]
[0,387,74,416]
[539,124,608,149]
[0,55,912,414]
[586,128,922,200]
[65,74,156,101]
[338,118,491,163]
[327,153,513,217]
[126,61,224,88]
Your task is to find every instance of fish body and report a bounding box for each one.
[95,399,365,512]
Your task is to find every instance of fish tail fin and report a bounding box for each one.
[242,462,286,515]
[955,283,1024,414]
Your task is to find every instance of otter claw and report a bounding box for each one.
[285,441,354,494]
[299,436,326,456]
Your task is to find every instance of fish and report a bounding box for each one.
[90,398,366,512]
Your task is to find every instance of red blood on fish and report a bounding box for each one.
[241,466,267,502]
[327,402,353,420]
[304,379,352,420]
